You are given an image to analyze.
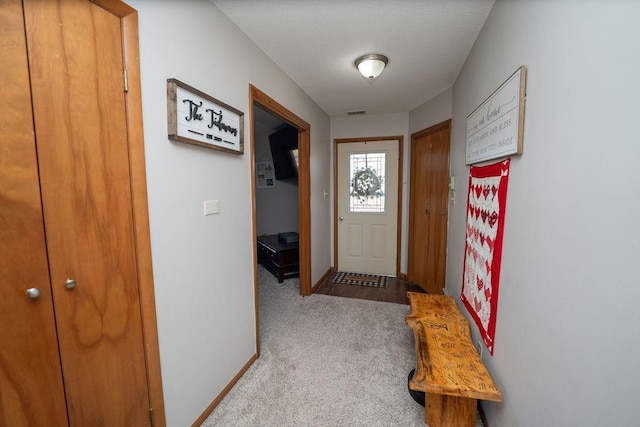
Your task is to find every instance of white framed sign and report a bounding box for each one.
[466,66,526,165]
[167,78,244,154]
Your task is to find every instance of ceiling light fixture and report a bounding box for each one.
[354,54,389,80]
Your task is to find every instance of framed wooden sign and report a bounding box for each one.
[167,78,244,154]
[465,66,526,165]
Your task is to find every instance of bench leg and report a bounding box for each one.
[425,393,477,427]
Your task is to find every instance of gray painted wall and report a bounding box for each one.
[128,0,330,424]
[254,122,299,235]
[444,0,640,425]
[409,87,453,134]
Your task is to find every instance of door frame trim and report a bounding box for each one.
[333,137,404,277]
[101,1,166,425]
[249,85,311,356]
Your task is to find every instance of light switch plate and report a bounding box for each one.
[204,200,219,215]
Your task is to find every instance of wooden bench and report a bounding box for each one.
[405,292,502,427]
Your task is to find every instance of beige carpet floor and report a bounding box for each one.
[201,266,483,426]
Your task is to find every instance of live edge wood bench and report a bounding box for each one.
[405,292,502,427]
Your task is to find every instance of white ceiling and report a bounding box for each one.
[212,0,495,117]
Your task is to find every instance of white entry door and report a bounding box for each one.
[337,140,399,275]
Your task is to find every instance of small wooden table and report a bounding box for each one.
[257,235,299,283]
[405,292,502,427]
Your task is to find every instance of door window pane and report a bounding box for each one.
[349,152,385,213]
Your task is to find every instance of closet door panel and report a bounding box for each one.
[407,121,451,294]
[0,0,68,425]
[424,126,450,293]
[24,0,150,424]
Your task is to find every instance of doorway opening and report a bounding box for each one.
[249,85,311,355]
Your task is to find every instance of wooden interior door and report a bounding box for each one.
[407,120,451,294]
[23,0,151,424]
[0,1,69,424]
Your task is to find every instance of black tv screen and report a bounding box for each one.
[269,125,298,180]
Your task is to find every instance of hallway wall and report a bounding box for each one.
[409,87,453,134]
[446,0,640,425]
[128,0,330,424]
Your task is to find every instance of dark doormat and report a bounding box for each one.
[331,271,389,288]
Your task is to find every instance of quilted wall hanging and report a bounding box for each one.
[460,158,510,355]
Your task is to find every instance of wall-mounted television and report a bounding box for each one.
[269,125,298,181]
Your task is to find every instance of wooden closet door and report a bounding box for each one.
[0,1,68,425]
[24,0,150,425]
[407,120,451,294]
